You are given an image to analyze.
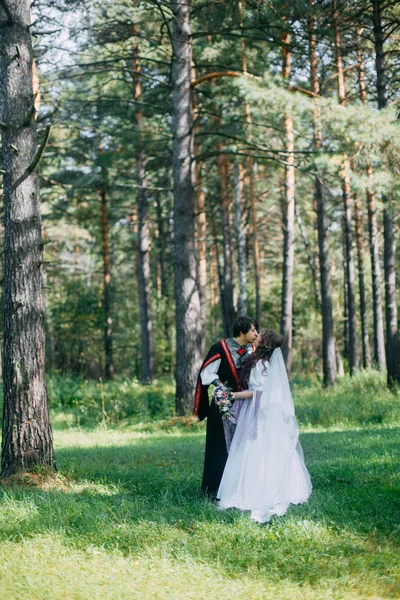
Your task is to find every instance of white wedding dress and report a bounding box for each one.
[217,348,312,523]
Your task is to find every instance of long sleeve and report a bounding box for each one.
[200,359,221,385]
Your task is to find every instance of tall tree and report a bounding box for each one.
[308,0,337,386]
[333,0,359,374]
[234,159,247,316]
[100,182,114,380]
[354,193,372,369]
[356,27,386,370]
[238,0,261,325]
[171,0,202,413]
[0,0,55,475]
[280,19,295,375]
[217,150,236,337]
[371,0,399,386]
[133,24,154,382]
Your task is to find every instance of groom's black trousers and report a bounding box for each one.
[201,399,228,498]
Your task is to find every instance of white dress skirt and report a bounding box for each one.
[217,349,312,523]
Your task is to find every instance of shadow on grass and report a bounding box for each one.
[0,426,399,586]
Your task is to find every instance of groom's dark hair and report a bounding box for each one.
[233,316,258,337]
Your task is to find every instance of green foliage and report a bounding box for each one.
[43,370,399,429]
[293,370,400,427]
[47,375,175,425]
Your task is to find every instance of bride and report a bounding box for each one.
[217,329,312,523]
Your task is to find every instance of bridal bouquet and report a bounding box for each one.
[212,384,234,420]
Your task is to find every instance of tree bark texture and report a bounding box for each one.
[342,163,359,374]
[195,159,207,355]
[315,177,337,386]
[133,27,154,383]
[372,0,388,110]
[238,0,261,325]
[217,150,236,337]
[233,159,247,316]
[366,169,386,369]
[354,195,371,369]
[333,5,358,373]
[384,207,399,387]
[192,65,207,357]
[171,0,202,414]
[308,0,336,385]
[100,188,114,380]
[249,155,261,326]
[333,0,346,105]
[356,32,386,370]
[0,0,55,475]
[372,0,398,385]
[280,26,295,376]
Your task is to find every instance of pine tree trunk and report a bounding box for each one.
[249,155,261,325]
[342,163,359,374]
[333,2,358,373]
[366,169,386,369]
[308,0,336,385]
[315,177,337,385]
[133,28,154,383]
[342,221,349,361]
[280,25,295,375]
[0,0,55,476]
[238,0,261,324]
[372,0,398,385]
[356,29,386,370]
[354,194,371,369]
[192,69,207,357]
[195,159,207,355]
[384,206,399,386]
[234,159,247,316]
[100,188,114,380]
[217,150,236,336]
[171,0,202,414]
[155,194,169,300]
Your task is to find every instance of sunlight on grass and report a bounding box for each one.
[0,421,399,599]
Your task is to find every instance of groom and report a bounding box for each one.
[194,316,259,497]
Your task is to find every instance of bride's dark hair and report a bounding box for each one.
[240,329,283,388]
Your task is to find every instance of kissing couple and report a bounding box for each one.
[194,316,312,524]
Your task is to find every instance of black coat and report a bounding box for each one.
[194,340,243,497]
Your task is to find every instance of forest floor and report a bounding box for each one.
[0,377,399,599]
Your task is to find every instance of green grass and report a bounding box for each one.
[0,373,399,599]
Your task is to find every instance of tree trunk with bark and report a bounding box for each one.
[100,187,114,380]
[372,0,398,386]
[0,0,55,476]
[234,159,247,316]
[384,207,398,386]
[171,0,202,414]
[354,194,371,369]
[217,150,236,337]
[333,1,358,373]
[342,165,359,374]
[366,167,386,369]
[133,26,154,383]
[308,0,336,385]
[356,29,386,370]
[238,0,261,325]
[280,24,295,376]
[192,66,207,357]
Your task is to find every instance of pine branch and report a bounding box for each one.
[12,125,51,191]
